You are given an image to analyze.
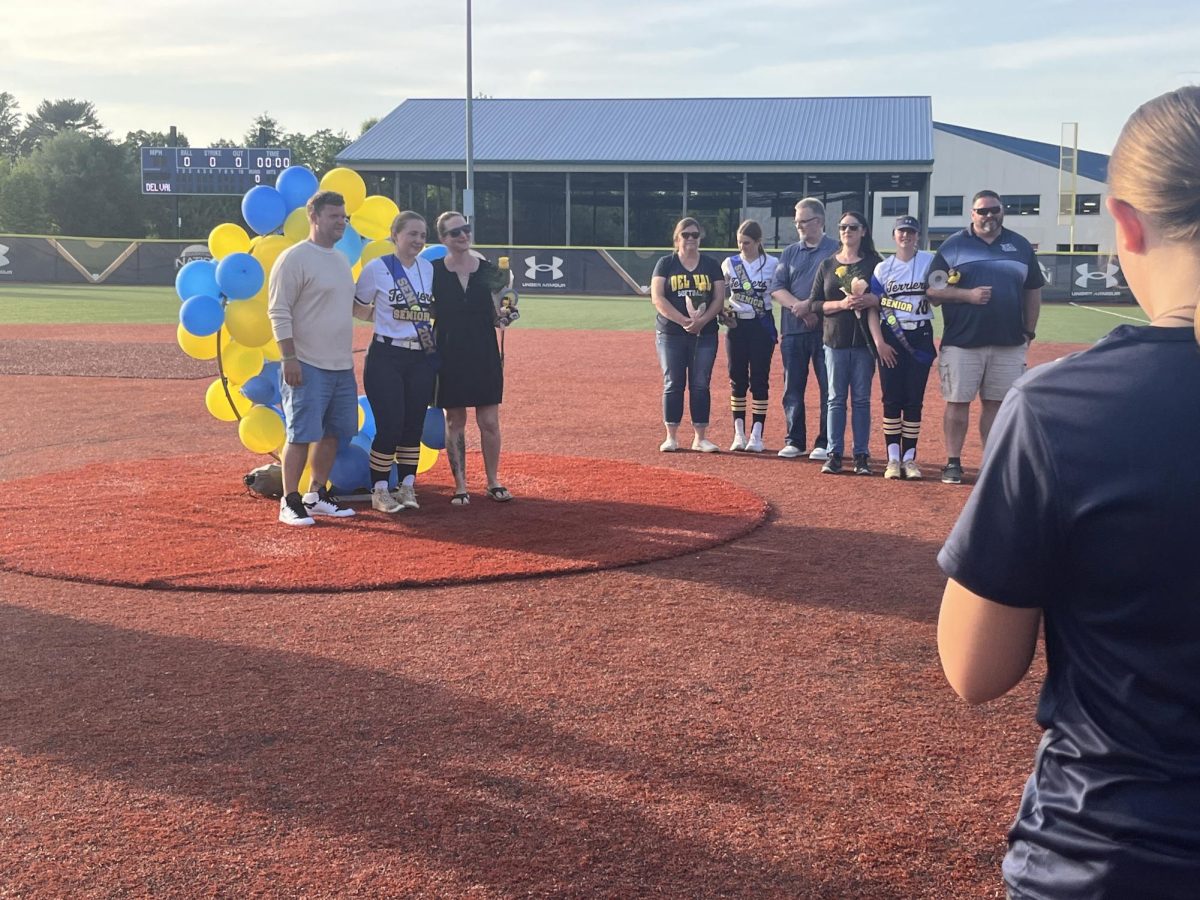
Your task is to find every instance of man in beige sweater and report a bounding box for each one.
[268,189,359,526]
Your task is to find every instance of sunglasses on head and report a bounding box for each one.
[973,206,1002,217]
[838,223,861,232]
[679,231,701,240]
[442,224,472,238]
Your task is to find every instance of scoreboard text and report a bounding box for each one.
[140,147,292,196]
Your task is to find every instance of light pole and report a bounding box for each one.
[464,0,475,225]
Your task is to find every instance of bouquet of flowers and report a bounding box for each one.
[834,264,869,317]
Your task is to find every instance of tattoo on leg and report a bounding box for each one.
[448,433,467,483]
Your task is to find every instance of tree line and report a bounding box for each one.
[0,95,374,239]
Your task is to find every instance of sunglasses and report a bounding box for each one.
[838,223,862,232]
[795,217,821,227]
[442,224,472,238]
[972,206,1003,217]
[679,231,701,240]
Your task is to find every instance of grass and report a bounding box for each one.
[0,283,1147,344]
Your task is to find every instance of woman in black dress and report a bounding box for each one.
[430,210,510,505]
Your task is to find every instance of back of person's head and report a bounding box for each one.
[1108,86,1200,343]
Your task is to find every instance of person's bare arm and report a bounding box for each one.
[938,578,1042,704]
[1022,287,1042,339]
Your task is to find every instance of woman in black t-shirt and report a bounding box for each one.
[650,217,727,452]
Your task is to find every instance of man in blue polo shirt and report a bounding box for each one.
[770,197,840,459]
[927,190,1043,484]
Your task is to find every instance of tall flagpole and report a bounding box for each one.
[464,0,475,225]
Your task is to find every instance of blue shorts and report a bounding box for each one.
[279,361,359,444]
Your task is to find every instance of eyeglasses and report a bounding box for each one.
[679,231,701,240]
[795,217,821,227]
[972,206,1003,217]
[442,224,472,238]
[838,223,861,232]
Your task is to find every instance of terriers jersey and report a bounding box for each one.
[354,256,435,342]
[870,251,934,324]
[721,254,779,316]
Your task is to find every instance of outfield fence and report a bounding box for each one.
[0,235,1134,303]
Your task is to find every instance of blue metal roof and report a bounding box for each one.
[339,97,934,166]
[933,121,1109,184]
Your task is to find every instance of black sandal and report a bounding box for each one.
[450,492,470,506]
[486,485,513,502]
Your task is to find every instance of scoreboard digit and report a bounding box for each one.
[140,147,293,195]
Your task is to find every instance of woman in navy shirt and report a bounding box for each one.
[938,86,1200,899]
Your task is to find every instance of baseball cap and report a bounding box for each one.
[894,215,921,231]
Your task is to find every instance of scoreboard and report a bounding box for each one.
[140,147,293,196]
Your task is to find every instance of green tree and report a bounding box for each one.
[360,117,379,136]
[0,169,51,233]
[21,98,106,152]
[0,92,22,161]
[244,114,285,148]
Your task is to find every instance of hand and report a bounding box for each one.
[845,293,869,312]
[683,316,703,335]
[967,286,992,305]
[877,342,898,368]
[282,358,302,387]
[791,299,811,319]
[801,313,819,329]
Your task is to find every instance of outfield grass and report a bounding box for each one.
[0,283,1147,343]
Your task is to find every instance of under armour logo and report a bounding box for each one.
[525,255,564,280]
[1075,263,1120,289]
[1038,262,1052,285]
[0,244,9,267]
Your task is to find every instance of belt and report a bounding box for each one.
[374,334,423,351]
[736,311,758,320]
[899,320,932,332]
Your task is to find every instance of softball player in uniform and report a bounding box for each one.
[354,211,439,512]
[869,216,936,479]
[721,220,778,452]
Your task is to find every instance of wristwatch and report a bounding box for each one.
[1023,330,1036,342]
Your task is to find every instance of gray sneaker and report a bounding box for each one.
[372,486,402,513]
[941,461,964,485]
[394,483,420,509]
[820,452,843,474]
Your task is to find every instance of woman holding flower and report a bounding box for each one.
[808,210,883,474]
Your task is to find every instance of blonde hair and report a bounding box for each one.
[390,210,426,240]
[1108,86,1200,343]
[673,217,704,245]
[436,210,466,237]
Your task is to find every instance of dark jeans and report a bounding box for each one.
[363,341,438,477]
[726,316,776,402]
[878,326,935,421]
[656,331,718,426]
[780,331,828,450]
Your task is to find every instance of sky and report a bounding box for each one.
[3,0,1196,154]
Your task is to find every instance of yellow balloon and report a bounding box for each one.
[261,338,282,362]
[205,378,251,422]
[238,405,286,455]
[416,443,439,474]
[220,339,264,384]
[320,167,367,214]
[350,195,400,241]
[283,207,310,243]
[177,323,218,360]
[208,222,251,259]
[224,297,273,348]
[357,403,365,430]
[351,260,362,281]
[251,234,291,278]
[361,239,392,266]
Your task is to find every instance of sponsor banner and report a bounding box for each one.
[481,247,639,296]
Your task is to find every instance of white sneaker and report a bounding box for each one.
[659,437,679,452]
[777,444,803,459]
[395,483,420,509]
[883,460,903,480]
[372,486,402,513]
[903,459,923,480]
[692,437,720,453]
[808,446,830,462]
[279,495,315,527]
[729,434,747,452]
[745,434,764,453]
[304,488,356,518]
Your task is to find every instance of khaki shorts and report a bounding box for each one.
[938,344,1027,403]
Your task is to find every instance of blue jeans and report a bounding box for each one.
[656,331,718,426]
[824,345,875,457]
[780,332,828,449]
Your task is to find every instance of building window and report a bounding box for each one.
[687,173,743,248]
[1075,194,1101,215]
[1003,194,1041,216]
[474,172,508,245]
[512,173,566,245]
[1056,243,1099,252]
[628,174,684,248]
[934,195,962,217]
[881,196,909,217]
[569,173,625,247]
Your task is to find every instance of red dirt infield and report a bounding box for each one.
[0,323,1078,898]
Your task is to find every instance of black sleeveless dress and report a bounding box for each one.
[431,258,504,408]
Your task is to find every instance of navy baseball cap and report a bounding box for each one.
[894,216,920,231]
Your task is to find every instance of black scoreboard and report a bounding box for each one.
[140,147,293,196]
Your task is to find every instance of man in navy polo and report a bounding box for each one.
[927,190,1043,484]
[770,197,840,459]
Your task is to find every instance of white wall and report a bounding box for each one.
[871,130,1112,252]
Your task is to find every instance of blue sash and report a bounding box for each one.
[382,256,437,357]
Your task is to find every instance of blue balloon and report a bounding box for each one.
[241,185,287,236]
[421,406,446,450]
[175,259,220,302]
[179,294,224,336]
[275,166,320,212]
[357,395,376,440]
[239,371,278,405]
[329,438,370,493]
[419,244,448,262]
[215,252,265,300]
[334,223,363,265]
